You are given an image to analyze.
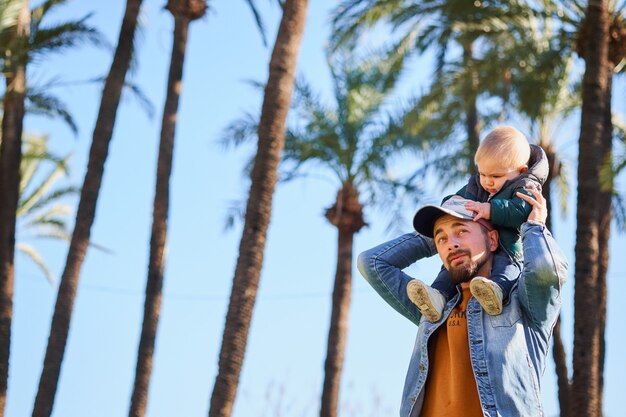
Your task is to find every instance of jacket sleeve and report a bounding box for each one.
[489,187,533,228]
[517,222,569,330]
[357,233,437,326]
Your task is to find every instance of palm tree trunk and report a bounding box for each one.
[553,316,570,417]
[0,72,25,417]
[462,42,479,175]
[0,6,30,416]
[320,227,353,417]
[319,183,365,417]
[571,1,610,416]
[32,1,143,416]
[0,2,29,415]
[541,144,571,417]
[128,2,198,415]
[595,67,613,417]
[207,1,308,416]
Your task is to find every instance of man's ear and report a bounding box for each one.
[488,230,499,251]
[519,165,529,173]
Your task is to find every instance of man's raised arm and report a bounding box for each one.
[357,233,437,326]
[515,190,569,329]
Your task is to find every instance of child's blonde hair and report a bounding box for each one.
[475,126,530,170]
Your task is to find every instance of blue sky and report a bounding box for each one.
[6,1,626,417]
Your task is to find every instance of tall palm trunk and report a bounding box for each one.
[0,2,29,414]
[462,42,480,175]
[208,1,308,416]
[571,1,610,416]
[320,182,365,417]
[595,66,613,417]
[128,2,204,416]
[32,1,143,416]
[542,143,570,417]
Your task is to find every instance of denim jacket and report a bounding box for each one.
[357,222,568,417]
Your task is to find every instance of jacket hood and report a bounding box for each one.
[525,144,549,186]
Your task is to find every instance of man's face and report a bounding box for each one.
[432,215,498,284]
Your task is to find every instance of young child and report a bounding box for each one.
[407,126,548,321]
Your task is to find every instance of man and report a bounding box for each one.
[357,189,567,417]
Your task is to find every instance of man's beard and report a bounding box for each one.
[447,249,490,284]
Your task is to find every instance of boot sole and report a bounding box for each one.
[470,280,503,315]
[407,281,442,322]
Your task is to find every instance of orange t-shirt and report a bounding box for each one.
[419,283,483,417]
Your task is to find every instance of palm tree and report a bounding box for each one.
[532,2,626,415]
[208,1,309,416]
[31,1,144,416]
[330,0,533,173]
[501,3,625,415]
[594,9,626,414]
[285,53,429,417]
[291,61,412,417]
[127,1,206,416]
[570,1,612,415]
[1,1,98,414]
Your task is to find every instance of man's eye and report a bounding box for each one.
[437,237,447,244]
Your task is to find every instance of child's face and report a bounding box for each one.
[476,160,527,196]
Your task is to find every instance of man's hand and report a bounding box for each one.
[516,189,548,224]
[465,201,491,221]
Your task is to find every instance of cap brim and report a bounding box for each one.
[412,205,472,238]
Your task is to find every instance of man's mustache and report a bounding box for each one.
[447,249,470,264]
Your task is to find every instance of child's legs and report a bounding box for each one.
[430,266,457,300]
[489,250,522,302]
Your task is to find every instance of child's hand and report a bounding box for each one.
[465,201,491,221]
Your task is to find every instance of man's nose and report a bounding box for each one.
[447,238,460,250]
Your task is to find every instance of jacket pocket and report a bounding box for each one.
[489,307,522,327]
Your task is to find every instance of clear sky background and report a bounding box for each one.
[6,1,626,417]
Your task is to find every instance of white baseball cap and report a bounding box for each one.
[413,198,494,238]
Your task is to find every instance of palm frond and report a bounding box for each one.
[243,0,268,46]
[330,0,402,50]
[20,186,79,217]
[54,75,155,119]
[29,15,104,59]
[19,134,53,187]
[16,242,55,284]
[122,78,155,119]
[219,111,259,149]
[12,134,81,283]
[0,0,24,32]
[222,198,246,232]
[612,193,626,231]
[0,0,28,68]
[30,0,68,22]
[21,209,69,231]
[359,167,430,234]
[283,127,344,180]
[25,89,78,134]
[126,2,147,77]
[18,153,71,214]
